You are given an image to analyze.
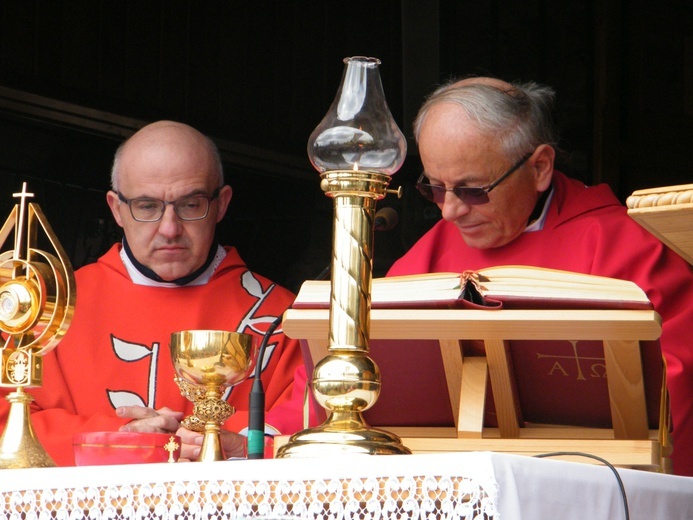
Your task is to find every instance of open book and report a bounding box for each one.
[292,265,652,311]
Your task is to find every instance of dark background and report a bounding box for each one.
[0,1,690,292]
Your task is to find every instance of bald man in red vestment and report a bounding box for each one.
[0,121,312,465]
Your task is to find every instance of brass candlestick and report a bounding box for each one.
[0,183,76,468]
[277,57,409,457]
[170,330,255,461]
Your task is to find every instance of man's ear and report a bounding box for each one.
[531,144,555,192]
[106,191,124,227]
[215,185,233,223]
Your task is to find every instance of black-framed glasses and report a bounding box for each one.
[116,187,221,222]
[415,153,533,205]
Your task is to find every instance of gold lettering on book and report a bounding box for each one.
[536,340,606,381]
[590,363,607,379]
[548,362,569,377]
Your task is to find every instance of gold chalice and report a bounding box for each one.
[170,330,255,462]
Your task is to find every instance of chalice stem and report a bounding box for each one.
[198,422,224,462]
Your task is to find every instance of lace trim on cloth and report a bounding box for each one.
[0,453,499,519]
[1,473,497,520]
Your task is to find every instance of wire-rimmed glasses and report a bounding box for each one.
[415,153,532,205]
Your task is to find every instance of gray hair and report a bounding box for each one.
[413,79,558,162]
[110,131,224,191]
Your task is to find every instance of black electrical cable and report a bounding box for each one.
[534,452,630,520]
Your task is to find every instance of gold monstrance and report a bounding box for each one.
[0,183,75,468]
[277,57,410,457]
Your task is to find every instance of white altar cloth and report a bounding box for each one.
[490,452,693,519]
[0,451,691,519]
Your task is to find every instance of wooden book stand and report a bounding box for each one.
[282,306,669,471]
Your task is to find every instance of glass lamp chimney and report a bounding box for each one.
[307,56,407,175]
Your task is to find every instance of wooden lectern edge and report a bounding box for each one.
[273,433,661,468]
[282,308,662,341]
[626,183,693,203]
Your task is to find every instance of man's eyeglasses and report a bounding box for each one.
[116,187,221,222]
[415,153,532,205]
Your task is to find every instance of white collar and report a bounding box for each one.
[525,187,554,233]
[120,245,227,287]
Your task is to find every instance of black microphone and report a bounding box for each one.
[247,314,281,459]
[374,207,398,231]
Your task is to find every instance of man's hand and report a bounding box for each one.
[175,427,248,461]
[116,406,183,434]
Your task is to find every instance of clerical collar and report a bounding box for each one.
[120,238,226,287]
[525,186,554,233]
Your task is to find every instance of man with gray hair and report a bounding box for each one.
[388,77,693,476]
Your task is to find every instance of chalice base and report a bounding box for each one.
[276,411,411,458]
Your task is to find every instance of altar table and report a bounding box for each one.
[1,451,691,519]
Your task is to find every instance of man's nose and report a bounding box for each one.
[439,191,472,221]
[157,204,183,236]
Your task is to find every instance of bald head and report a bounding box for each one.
[111,121,223,191]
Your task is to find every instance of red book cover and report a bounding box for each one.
[357,337,663,431]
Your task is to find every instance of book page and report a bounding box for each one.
[293,266,650,308]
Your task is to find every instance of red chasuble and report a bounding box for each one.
[388,171,693,476]
[0,245,312,466]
